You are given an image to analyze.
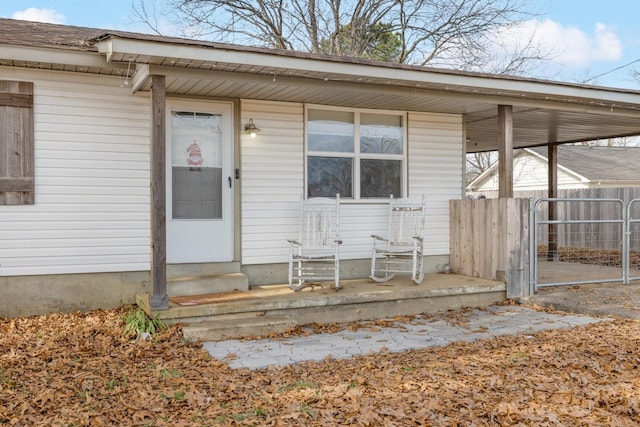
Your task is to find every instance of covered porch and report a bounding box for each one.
[90,34,640,311]
[136,196,520,339]
[98,29,640,327]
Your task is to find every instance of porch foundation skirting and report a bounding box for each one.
[0,271,151,318]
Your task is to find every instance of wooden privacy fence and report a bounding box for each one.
[472,187,640,203]
[472,188,640,251]
[450,198,530,298]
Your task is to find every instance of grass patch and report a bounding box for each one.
[160,368,184,380]
[121,307,167,339]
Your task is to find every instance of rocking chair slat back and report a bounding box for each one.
[370,195,426,284]
[288,194,342,291]
[300,197,340,248]
[388,200,426,247]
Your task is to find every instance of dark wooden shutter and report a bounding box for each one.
[0,81,34,205]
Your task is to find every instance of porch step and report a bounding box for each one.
[139,275,508,341]
[167,262,242,277]
[168,272,249,296]
[182,315,298,341]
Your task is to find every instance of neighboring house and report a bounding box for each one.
[468,146,640,194]
[2,18,640,316]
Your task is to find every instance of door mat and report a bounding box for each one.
[169,291,256,306]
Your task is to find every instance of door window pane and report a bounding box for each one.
[360,159,402,198]
[171,111,223,219]
[307,157,353,198]
[172,167,222,219]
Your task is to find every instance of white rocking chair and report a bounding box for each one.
[370,195,426,284]
[287,194,342,291]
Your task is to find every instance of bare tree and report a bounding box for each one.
[132,1,552,191]
[466,151,497,185]
[133,0,547,74]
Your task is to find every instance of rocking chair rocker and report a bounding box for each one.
[287,194,342,291]
[370,195,426,284]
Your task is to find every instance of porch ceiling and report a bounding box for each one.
[93,35,640,153]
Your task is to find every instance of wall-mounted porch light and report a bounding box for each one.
[244,118,261,138]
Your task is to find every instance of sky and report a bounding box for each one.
[1,0,639,90]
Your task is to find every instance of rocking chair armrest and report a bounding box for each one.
[287,239,302,247]
[371,234,389,243]
[413,236,424,243]
[334,239,343,245]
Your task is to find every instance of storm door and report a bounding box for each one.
[166,100,234,263]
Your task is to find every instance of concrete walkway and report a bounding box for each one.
[202,305,607,370]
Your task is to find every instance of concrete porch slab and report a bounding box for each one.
[143,273,506,335]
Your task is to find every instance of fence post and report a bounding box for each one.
[624,200,630,284]
[530,198,537,294]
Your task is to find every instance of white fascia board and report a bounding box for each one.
[0,44,117,69]
[522,147,548,162]
[133,64,640,119]
[95,37,640,109]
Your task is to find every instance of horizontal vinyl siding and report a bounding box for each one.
[241,100,305,264]
[0,68,151,276]
[241,103,464,265]
[476,155,587,191]
[408,112,464,255]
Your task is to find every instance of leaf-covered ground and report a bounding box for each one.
[1,305,640,426]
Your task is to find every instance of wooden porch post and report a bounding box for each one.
[497,105,513,198]
[547,143,559,261]
[150,75,168,310]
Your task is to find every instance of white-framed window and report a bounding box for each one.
[305,106,406,200]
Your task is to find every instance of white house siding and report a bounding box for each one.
[407,112,464,255]
[0,68,151,276]
[473,153,588,192]
[240,100,305,264]
[240,101,463,265]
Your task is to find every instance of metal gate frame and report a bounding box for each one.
[628,199,640,283]
[531,198,628,291]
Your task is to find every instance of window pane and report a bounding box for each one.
[307,157,353,198]
[308,109,354,152]
[360,159,402,198]
[360,113,403,154]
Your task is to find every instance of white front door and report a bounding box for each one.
[166,100,234,263]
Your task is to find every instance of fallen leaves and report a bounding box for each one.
[1,305,640,425]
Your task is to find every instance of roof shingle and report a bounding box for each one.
[527,145,640,182]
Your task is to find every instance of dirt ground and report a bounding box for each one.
[1,302,640,426]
